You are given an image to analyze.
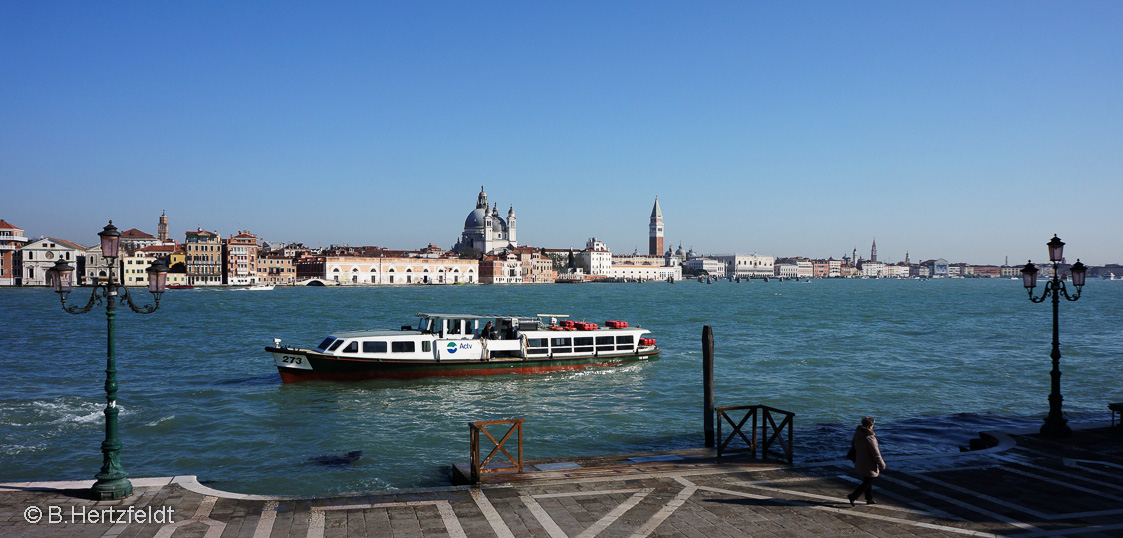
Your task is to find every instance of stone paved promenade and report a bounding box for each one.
[4,426,1122,537]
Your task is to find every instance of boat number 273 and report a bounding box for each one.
[280,355,303,365]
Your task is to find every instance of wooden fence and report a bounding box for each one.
[715,405,794,463]
[468,419,524,484]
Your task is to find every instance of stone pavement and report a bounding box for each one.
[3,426,1122,537]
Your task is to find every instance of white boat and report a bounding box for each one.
[265,313,660,382]
[247,284,275,291]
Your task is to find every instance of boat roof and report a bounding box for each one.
[330,329,420,338]
[416,313,545,321]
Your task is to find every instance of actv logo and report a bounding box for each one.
[446,342,458,354]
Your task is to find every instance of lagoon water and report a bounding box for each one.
[3,279,1122,496]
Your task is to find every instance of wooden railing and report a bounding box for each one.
[469,419,525,484]
[715,405,794,463]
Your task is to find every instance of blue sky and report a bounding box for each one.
[3,2,1120,265]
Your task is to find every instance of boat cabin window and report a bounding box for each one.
[447,319,462,335]
[327,339,346,352]
[596,336,614,352]
[616,335,634,351]
[391,341,415,353]
[417,318,434,333]
[574,337,594,353]
[526,338,549,355]
[550,337,573,354]
[342,341,359,353]
[317,337,337,351]
[363,341,388,353]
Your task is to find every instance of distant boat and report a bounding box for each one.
[247,284,275,291]
[167,285,194,290]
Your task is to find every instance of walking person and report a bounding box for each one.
[847,416,886,506]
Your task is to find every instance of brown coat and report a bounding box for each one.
[852,426,886,477]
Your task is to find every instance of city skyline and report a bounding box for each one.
[3,3,1121,265]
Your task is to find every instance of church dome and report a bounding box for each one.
[465,207,488,229]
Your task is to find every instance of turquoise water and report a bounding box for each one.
[3,279,1122,495]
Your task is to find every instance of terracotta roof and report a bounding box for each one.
[0,219,22,230]
[47,237,89,250]
[138,245,175,253]
[121,228,155,240]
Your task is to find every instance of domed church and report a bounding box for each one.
[452,186,517,255]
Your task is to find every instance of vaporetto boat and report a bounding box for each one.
[265,313,660,382]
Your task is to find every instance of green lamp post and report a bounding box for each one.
[48,221,169,500]
[1019,234,1087,439]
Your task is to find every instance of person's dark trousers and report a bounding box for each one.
[848,477,876,503]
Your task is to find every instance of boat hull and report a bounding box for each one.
[266,346,659,382]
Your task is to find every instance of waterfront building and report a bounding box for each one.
[20,237,85,287]
[684,257,726,277]
[224,231,260,285]
[296,254,478,285]
[120,250,160,287]
[713,254,775,278]
[828,259,842,278]
[920,258,949,277]
[973,265,1002,278]
[649,196,663,256]
[259,254,296,285]
[861,261,886,278]
[507,246,557,283]
[185,229,223,286]
[0,220,28,286]
[607,263,681,281]
[480,253,522,284]
[888,263,910,278]
[452,186,517,255]
[775,259,799,279]
[796,259,814,279]
[575,238,612,275]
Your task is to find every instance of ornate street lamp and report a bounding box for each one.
[47,220,169,500]
[1020,234,1087,439]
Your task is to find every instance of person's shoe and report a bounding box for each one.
[847,495,856,506]
[866,499,877,505]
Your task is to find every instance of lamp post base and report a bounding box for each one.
[91,477,133,500]
[1040,418,1072,440]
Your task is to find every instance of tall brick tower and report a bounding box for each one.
[871,238,878,263]
[649,196,663,256]
[158,210,169,243]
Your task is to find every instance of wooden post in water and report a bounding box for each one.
[703,325,715,447]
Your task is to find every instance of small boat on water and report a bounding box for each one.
[265,313,660,382]
[247,284,275,291]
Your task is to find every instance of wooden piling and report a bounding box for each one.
[703,325,715,447]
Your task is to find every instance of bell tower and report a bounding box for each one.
[648,196,663,256]
[158,210,169,243]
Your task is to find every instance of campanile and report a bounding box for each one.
[649,197,663,256]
